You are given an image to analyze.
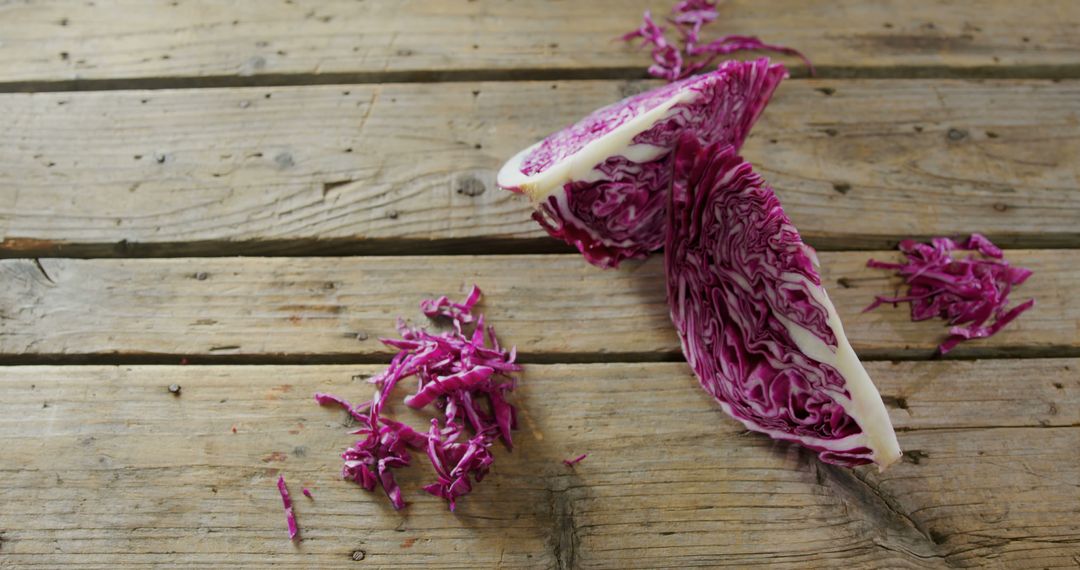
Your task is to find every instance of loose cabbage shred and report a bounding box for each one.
[563,453,588,467]
[276,475,299,540]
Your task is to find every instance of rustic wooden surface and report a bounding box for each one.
[0,251,1071,362]
[0,362,1077,568]
[1,0,1078,568]
[2,80,1079,256]
[1,0,1079,90]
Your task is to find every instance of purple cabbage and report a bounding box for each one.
[313,392,369,421]
[316,286,520,510]
[622,1,813,82]
[497,59,785,268]
[419,284,482,324]
[665,135,901,469]
[276,475,299,540]
[562,453,588,467]
[865,235,1034,355]
[422,420,495,511]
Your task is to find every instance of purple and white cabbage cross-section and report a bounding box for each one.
[497,59,785,268]
[665,135,901,469]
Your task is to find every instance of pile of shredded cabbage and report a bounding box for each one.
[865,235,1035,354]
[315,286,519,511]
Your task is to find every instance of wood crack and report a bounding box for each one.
[851,466,935,543]
[815,460,946,561]
[32,258,55,285]
[548,483,580,570]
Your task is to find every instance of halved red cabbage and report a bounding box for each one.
[865,235,1034,355]
[497,59,785,268]
[665,135,901,469]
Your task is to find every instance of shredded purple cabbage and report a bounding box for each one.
[563,453,588,467]
[316,286,520,511]
[622,0,813,82]
[302,488,313,499]
[313,392,369,421]
[277,475,299,540]
[419,284,482,324]
[422,420,495,511]
[865,235,1034,355]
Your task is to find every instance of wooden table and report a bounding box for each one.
[1,1,1078,568]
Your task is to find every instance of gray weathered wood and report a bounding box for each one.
[2,1,1077,568]
[1,0,1078,89]
[2,80,1078,256]
[0,251,1066,362]
[0,362,1076,567]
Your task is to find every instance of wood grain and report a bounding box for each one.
[0,361,1076,568]
[2,80,1078,256]
[0,251,1069,362]
[2,0,1079,89]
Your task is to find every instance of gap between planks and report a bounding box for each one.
[5,233,1080,259]
[0,252,1070,365]
[0,348,1078,367]
[3,0,1080,91]
[3,63,1080,94]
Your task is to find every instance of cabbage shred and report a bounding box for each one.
[563,453,588,467]
[276,475,299,540]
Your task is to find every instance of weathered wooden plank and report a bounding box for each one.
[2,80,1078,256]
[0,251,1068,362]
[0,361,1076,568]
[1,0,1078,89]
